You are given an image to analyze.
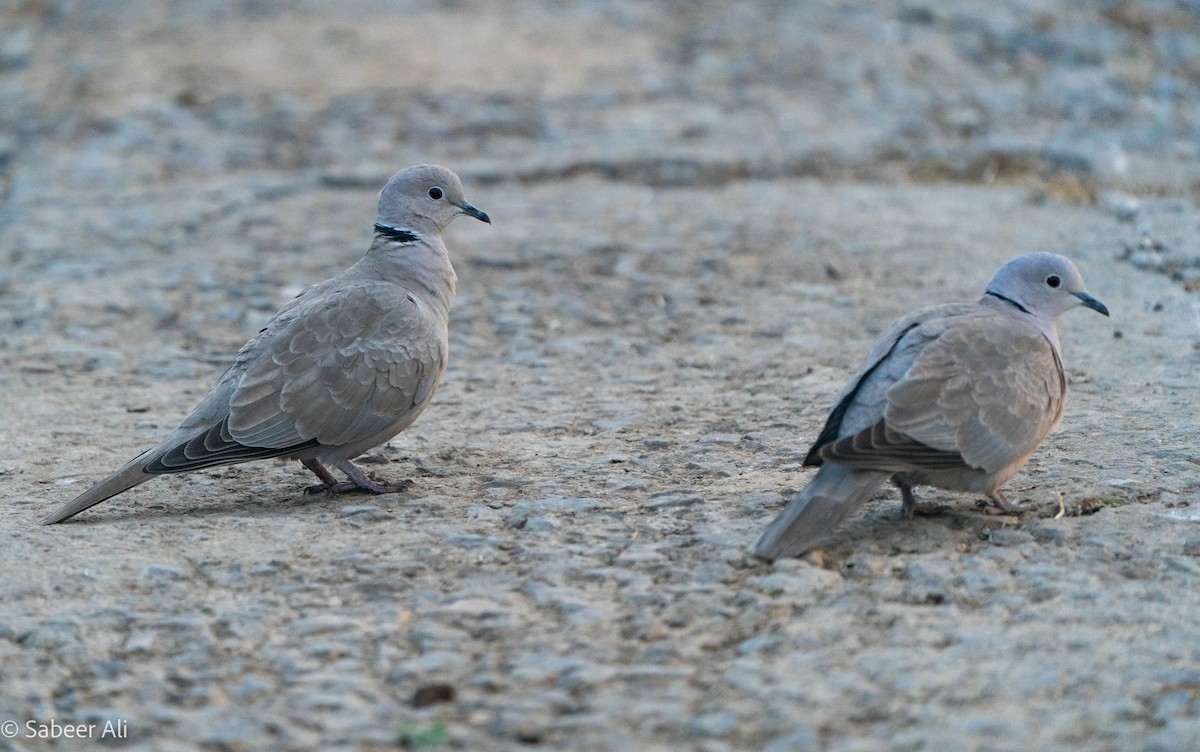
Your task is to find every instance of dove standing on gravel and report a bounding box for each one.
[749,252,1109,560]
[44,165,489,524]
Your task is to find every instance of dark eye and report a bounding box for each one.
[428,186,443,200]
[1046,275,1061,288]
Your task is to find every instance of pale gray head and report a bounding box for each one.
[375,164,490,237]
[984,252,1108,320]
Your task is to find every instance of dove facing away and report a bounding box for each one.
[749,252,1109,560]
[43,164,490,525]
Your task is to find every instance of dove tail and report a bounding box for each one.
[748,464,889,560]
[42,451,156,525]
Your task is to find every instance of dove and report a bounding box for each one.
[749,252,1109,560]
[43,164,489,525]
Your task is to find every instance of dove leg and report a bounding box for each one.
[896,479,948,519]
[898,479,918,518]
[301,458,412,494]
[302,458,353,494]
[336,459,412,494]
[984,489,1026,514]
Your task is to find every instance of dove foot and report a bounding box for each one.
[981,490,1027,514]
[301,458,412,495]
[304,480,360,495]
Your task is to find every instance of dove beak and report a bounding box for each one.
[1073,291,1109,316]
[456,201,491,224]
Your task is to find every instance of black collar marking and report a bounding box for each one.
[984,290,1030,315]
[374,224,419,243]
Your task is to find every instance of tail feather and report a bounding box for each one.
[748,464,889,560]
[42,450,156,525]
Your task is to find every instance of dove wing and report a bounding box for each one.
[147,282,446,473]
[804,303,975,466]
[821,314,1065,475]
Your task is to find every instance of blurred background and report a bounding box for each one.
[4,0,1200,299]
[5,0,1200,192]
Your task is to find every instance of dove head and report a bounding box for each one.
[375,164,490,237]
[984,252,1109,321]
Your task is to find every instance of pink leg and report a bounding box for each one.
[302,458,411,495]
[336,459,412,494]
[983,489,1027,515]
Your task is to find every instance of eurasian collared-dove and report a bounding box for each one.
[43,164,489,525]
[749,252,1109,560]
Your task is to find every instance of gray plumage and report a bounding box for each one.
[750,252,1109,560]
[44,164,489,525]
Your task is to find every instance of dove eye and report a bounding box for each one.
[1046,275,1061,288]
[428,186,444,200]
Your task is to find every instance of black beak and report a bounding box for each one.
[456,201,491,224]
[1073,291,1109,316]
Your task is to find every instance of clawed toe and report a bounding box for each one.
[303,479,411,495]
[980,494,1028,515]
[336,459,412,494]
[354,479,413,494]
[301,458,413,496]
[304,481,360,495]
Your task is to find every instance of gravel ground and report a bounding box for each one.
[2,2,1200,750]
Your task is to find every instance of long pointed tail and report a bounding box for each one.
[42,450,156,525]
[748,464,889,560]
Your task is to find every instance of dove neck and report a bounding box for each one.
[364,231,458,311]
[373,223,419,243]
[982,291,1061,349]
[983,290,1030,314]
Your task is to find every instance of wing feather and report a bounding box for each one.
[885,317,1064,473]
[822,313,1065,475]
[805,303,974,465]
[151,281,447,471]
